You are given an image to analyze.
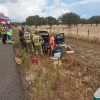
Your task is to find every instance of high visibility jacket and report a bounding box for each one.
[49,35,55,52]
[32,35,41,46]
[24,32,32,43]
[7,28,13,36]
[49,36,55,45]
[0,26,7,34]
[31,33,35,39]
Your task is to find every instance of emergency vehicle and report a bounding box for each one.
[0,12,11,27]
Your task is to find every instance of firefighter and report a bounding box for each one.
[7,26,13,44]
[30,32,35,48]
[0,24,7,44]
[0,24,1,39]
[24,31,34,52]
[32,31,43,55]
[49,34,55,55]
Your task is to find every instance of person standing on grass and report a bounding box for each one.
[7,26,13,44]
[49,34,55,56]
[0,23,1,39]
[32,31,43,56]
[19,26,26,48]
[24,31,34,52]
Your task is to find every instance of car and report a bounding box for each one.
[35,30,65,54]
[36,30,65,44]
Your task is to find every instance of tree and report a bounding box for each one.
[88,16,100,26]
[26,15,42,28]
[80,18,87,26]
[21,22,26,25]
[57,16,62,24]
[40,17,47,25]
[46,16,58,29]
[26,16,33,26]
[61,12,80,27]
[12,22,21,27]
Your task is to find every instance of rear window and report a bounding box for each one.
[39,31,48,36]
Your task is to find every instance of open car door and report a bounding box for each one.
[38,31,49,43]
[55,33,65,44]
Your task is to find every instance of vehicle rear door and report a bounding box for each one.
[55,33,65,44]
[39,31,49,43]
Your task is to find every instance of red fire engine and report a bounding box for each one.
[0,12,11,27]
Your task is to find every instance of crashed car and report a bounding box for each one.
[36,30,65,44]
[35,30,65,54]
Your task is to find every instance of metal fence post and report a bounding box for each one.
[77,27,78,35]
[88,29,89,36]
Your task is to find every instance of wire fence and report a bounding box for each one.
[29,24,100,38]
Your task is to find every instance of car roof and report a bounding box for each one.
[38,31,48,33]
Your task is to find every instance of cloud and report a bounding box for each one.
[9,0,18,3]
[0,5,9,16]
[69,0,100,6]
[52,0,61,6]
[0,0,47,21]
[0,0,69,22]
[65,0,100,18]
[0,0,100,22]
[82,14,87,18]
[42,6,69,18]
[0,0,7,3]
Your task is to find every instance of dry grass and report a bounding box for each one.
[13,24,100,100]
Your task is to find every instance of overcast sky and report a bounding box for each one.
[0,0,100,22]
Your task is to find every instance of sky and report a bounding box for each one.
[0,0,100,22]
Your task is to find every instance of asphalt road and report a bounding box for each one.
[0,41,25,100]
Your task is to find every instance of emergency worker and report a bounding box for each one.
[26,26,30,32]
[49,34,55,55]
[7,26,13,44]
[31,32,35,47]
[19,26,26,47]
[0,24,1,39]
[32,31,43,55]
[0,24,7,44]
[24,32,34,52]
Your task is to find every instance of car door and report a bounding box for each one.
[55,33,65,44]
[39,31,49,43]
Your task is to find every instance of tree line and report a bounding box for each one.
[12,12,100,27]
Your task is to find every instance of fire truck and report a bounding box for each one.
[0,12,11,39]
[0,12,11,27]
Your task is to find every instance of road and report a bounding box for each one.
[0,41,25,100]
